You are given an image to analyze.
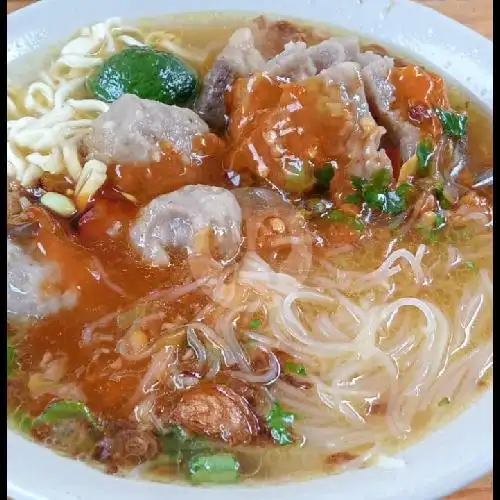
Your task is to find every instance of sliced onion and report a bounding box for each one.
[231,346,281,385]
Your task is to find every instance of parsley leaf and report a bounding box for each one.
[349,169,413,215]
[351,176,367,192]
[284,362,307,376]
[266,402,295,445]
[416,139,434,173]
[435,108,468,138]
[345,193,363,204]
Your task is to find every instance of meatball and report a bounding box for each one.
[129,185,242,267]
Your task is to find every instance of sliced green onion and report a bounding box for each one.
[160,425,212,464]
[438,397,451,407]
[35,400,100,429]
[188,453,240,484]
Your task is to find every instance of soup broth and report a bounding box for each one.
[7,13,492,485]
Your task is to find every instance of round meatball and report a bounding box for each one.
[129,185,242,267]
[7,238,77,320]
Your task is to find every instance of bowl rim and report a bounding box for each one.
[7,1,492,499]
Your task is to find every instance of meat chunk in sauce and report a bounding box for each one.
[322,62,392,181]
[359,54,421,162]
[194,59,234,132]
[359,52,450,163]
[7,238,78,319]
[263,37,360,81]
[172,383,259,445]
[194,28,266,131]
[214,27,267,78]
[84,94,209,164]
[129,185,242,267]
[226,61,391,197]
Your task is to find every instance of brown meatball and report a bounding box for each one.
[172,383,259,445]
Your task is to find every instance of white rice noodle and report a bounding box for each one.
[215,306,253,371]
[225,248,485,445]
[132,346,178,402]
[231,346,281,385]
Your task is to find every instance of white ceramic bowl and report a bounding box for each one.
[7,1,492,499]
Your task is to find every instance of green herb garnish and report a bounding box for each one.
[438,397,451,407]
[326,210,346,222]
[160,425,211,464]
[249,319,262,329]
[435,108,468,138]
[416,139,434,174]
[284,362,307,376]
[349,169,413,215]
[188,453,240,484]
[314,162,335,190]
[325,210,364,231]
[34,400,100,429]
[266,402,295,445]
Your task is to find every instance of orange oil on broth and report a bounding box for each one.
[108,133,228,204]
[389,65,449,137]
[225,74,356,192]
[16,184,209,420]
